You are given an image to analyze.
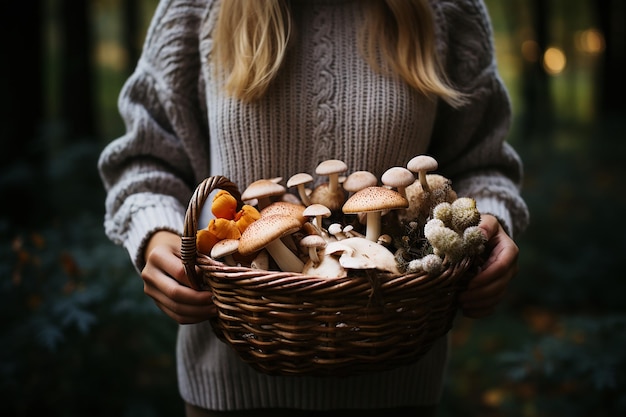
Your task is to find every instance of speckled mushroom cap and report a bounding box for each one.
[260,201,307,224]
[238,214,302,255]
[342,186,408,214]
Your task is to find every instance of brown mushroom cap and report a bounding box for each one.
[260,201,307,225]
[342,186,409,214]
[237,214,305,272]
[238,214,302,255]
[342,186,408,241]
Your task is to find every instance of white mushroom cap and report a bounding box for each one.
[286,173,314,206]
[238,214,304,272]
[406,155,438,192]
[303,203,332,232]
[325,237,400,275]
[342,186,408,241]
[315,159,348,194]
[327,223,346,240]
[210,238,240,266]
[381,166,416,199]
[299,234,327,265]
[302,249,347,278]
[241,179,286,209]
[342,170,378,194]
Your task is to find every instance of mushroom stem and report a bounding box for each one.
[418,172,430,192]
[265,239,305,272]
[308,247,320,265]
[297,185,311,206]
[364,212,382,242]
[328,173,340,194]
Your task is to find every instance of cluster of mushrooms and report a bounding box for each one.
[196,155,486,278]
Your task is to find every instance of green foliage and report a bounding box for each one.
[0,140,180,417]
[498,316,626,416]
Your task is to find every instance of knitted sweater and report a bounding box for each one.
[98,0,529,410]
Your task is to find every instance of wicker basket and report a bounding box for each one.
[181,176,475,377]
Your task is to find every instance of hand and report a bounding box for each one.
[142,230,217,324]
[459,214,519,318]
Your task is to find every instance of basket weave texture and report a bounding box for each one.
[181,176,474,377]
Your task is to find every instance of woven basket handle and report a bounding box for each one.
[181,175,242,290]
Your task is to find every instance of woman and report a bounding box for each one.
[99,0,529,415]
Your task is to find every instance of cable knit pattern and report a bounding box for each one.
[99,0,529,411]
[310,3,337,164]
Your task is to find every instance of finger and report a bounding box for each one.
[142,268,214,307]
[153,297,217,324]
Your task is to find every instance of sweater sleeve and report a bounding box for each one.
[97,0,212,271]
[428,0,529,237]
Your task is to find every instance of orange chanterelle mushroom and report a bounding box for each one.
[197,190,260,255]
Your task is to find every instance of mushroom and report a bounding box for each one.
[234,204,261,233]
[309,159,348,211]
[260,201,307,225]
[240,179,286,210]
[406,155,439,192]
[327,223,347,240]
[286,173,314,206]
[250,250,270,270]
[402,155,457,224]
[342,186,408,242]
[302,249,347,278]
[299,234,327,265]
[315,159,348,195]
[342,170,378,195]
[303,203,331,234]
[377,234,392,247]
[196,217,241,254]
[381,166,415,200]
[238,214,305,272]
[211,190,239,219]
[325,237,400,275]
[210,238,240,266]
[342,224,365,239]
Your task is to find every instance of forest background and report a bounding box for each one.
[1,1,625,416]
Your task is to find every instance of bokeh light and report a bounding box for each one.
[543,47,567,75]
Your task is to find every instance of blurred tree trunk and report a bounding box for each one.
[0,2,45,228]
[595,0,626,117]
[60,0,95,140]
[500,0,553,140]
[122,0,141,73]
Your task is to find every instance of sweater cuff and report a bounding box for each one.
[124,204,186,272]
[474,195,513,238]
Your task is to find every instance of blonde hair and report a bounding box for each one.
[214,0,465,106]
